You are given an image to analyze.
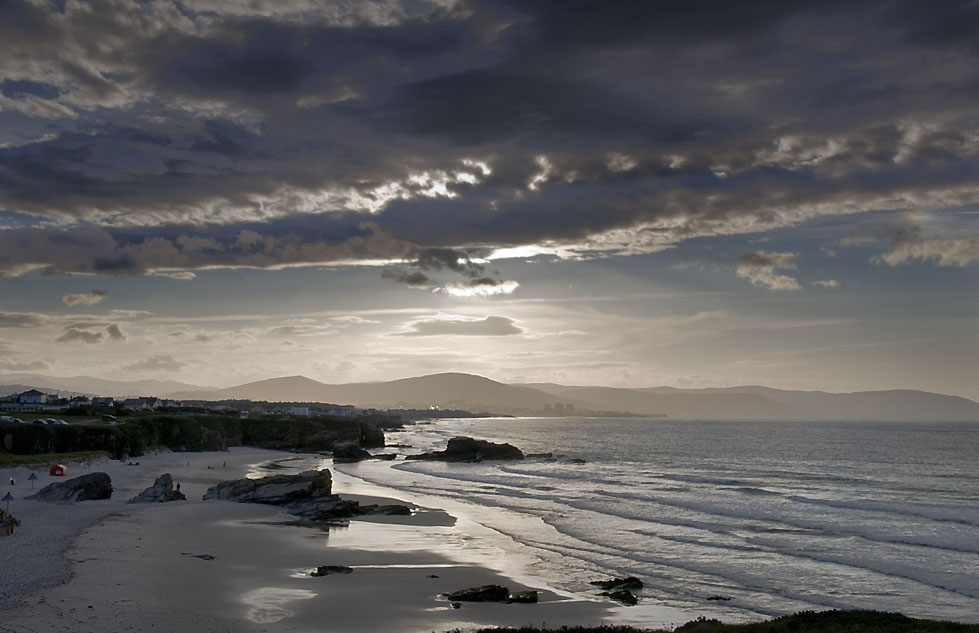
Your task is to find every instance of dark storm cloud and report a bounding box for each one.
[1,0,978,274]
[381,269,431,287]
[0,215,414,276]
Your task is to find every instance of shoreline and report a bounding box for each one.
[0,448,624,633]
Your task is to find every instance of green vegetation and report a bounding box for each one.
[0,411,390,459]
[0,450,112,468]
[469,611,979,633]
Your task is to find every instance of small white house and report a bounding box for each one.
[17,389,46,405]
[286,406,310,417]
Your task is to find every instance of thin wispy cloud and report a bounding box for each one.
[62,289,108,306]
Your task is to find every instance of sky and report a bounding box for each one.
[0,0,977,399]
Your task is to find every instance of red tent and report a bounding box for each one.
[49,464,66,476]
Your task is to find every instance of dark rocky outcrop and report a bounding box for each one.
[445,585,512,602]
[128,473,186,503]
[590,577,643,591]
[202,469,411,521]
[331,441,371,463]
[311,565,353,577]
[203,469,352,520]
[28,472,112,502]
[406,436,524,462]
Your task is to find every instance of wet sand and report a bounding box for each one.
[0,448,615,633]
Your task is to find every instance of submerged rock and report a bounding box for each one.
[28,472,112,503]
[590,577,643,590]
[129,473,186,503]
[405,436,524,462]
[602,589,639,606]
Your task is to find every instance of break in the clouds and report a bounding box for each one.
[1,0,978,277]
[736,251,801,291]
[123,355,185,373]
[62,289,108,306]
[398,315,523,337]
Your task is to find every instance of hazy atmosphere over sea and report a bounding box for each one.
[1,0,977,399]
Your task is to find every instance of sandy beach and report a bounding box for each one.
[0,448,619,633]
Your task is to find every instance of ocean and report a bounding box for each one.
[333,417,979,624]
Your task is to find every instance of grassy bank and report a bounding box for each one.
[472,611,979,633]
[0,411,392,459]
[0,450,112,468]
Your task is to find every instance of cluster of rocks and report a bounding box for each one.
[128,474,186,504]
[444,584,538,606]
[405,437,524,462]
[590,577,643,606]
[203,469,412,521]
[27,472,113,503]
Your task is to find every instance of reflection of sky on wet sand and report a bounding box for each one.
[242,587,316,624]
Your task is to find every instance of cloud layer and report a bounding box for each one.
[1,0,977,277]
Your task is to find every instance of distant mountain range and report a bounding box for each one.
[3,372,978,421]
[0,373,207,398]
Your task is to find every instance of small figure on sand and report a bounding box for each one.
[9,478,14,486]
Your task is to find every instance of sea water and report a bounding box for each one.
[334,417,979,623]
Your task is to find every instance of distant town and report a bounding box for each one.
[0,387,493,426]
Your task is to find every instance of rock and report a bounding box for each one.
[311,565,353,577]
[406,437,524,462]
[526,452,554,459]
[707,595,731,601]
[450,602,461,609]
[128,474,186,503]
[28,472,112,502]
[445,584,512,602]
[359,424,386,449]
[203,469,356,521]
[563,458,587,464]
[507,590,539,604]
[590,577,643,590]
[602,589,638,606]
[331,441,372,463]
[372,453,397,461]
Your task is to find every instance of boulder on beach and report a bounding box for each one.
[445,584,512,602]
[331,441,371,463]
[28,472,112,503]
[203,469,407,521]
[405,436,524,462]
[311,565,353,577]
[128,473,187,504]
[507,590,539,604]
[203,469,352,520]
